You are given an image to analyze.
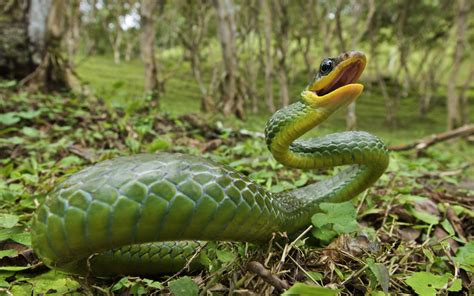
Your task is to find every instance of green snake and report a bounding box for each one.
[31,51,389,277]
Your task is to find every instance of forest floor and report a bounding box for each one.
[0,75,473,295]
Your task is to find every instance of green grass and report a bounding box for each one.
[75,52,473,146]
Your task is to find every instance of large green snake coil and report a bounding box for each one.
[31,51,389,276]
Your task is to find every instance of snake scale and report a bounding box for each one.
[31,51,389,277]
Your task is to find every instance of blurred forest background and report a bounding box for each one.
[1,0,473,138]
[0,0,473,295]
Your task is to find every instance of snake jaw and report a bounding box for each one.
[302,84,364,110]
[303,51,366,111]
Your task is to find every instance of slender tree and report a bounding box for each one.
[178,0,215,112]
[447,0,469,130]
[260,0,275,112]
[140,0,160,105]
[213,0,244,119]
[273,0,290,107]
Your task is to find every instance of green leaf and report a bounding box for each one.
[282,283,339,296]
[453,241,474,272]
[59,156,82,167]
[311,201,359,241]
[448,278,462,292]
[216,249,236,263]
[142,278,163,289]
[112,277,135,291]
[0,266,30,271]
[146,138,171,152]
[366,258,389,295]
[0,80,17,88]
[0,112,20,125]
[17,110,41,119]
[0,249,17,259]
[21,127,40,138]
[407,206,439,225]
[0,227,31,246]
[311,224,338,242]
[168,276,199,296]
[0,214,19,228]
[405,272,461,296]
[440,219,455,236]
[306,271,323,281]
[29,271,80,294]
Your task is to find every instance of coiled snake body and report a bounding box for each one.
[31,51,389,276]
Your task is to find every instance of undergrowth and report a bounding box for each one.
[0,86,472,295]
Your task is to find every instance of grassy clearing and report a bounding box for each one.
[75,53,473,147]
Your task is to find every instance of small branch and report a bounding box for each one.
[246,261,289,292]
[389,124,474,151]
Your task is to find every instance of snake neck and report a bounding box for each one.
[265,100,389,233]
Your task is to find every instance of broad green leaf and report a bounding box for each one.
[311,224,338,242]
[21,127,40,138]
[0,112,20,125]
[168,276,199,296]
[453,241,474,272]
[0,214,19,228]
[0,278,8,288]
[29,271,80,294]
[112,277,133,291]
[282,283,339,296]
[405,272,461,296]
[447,278,462,292]
[17,110,41,119]
[0,80,16,88]
[0,249,17,259]
[406,205,439,225]
[142,278,163,289]
[0,227,31,246]
[398,195,429,204]
[216,249,236,263]
[10,284,33,296]
[440,219,455,236]
[311,201,359,241]
[146,138,171,152]
[59,156,82,167]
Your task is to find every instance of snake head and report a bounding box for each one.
[302,51,366,112]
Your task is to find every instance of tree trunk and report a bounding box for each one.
[447,0,468,130]
[260,0,275,113]
[19,0,79,92]
[460,62,473,124]
[0,0,37,78]
[111,30,122,64]
[66,0,81,64]
[395,0,412,97]
[178,0,214,112]
[140,0,160,105]
[213,0,244,119]
[274,0,289,107]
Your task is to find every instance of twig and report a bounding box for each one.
[276,226,313,272]
[246,261,289,291]
[389,124,474,152]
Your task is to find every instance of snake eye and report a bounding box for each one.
[319,59,334,75]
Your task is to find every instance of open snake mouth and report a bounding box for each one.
[307,51,367,97]
[314,60,365,96]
